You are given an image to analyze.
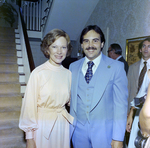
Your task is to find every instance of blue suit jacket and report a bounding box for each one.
[69,54,128,147]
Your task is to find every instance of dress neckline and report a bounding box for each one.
[46,60,63,71]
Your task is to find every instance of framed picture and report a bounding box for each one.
[126,36,149,66]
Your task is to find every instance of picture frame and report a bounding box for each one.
[126,36,150,66]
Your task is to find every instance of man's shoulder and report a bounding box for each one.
[129,60,141,68]
[127,60,141,75]
[69,58,84,68]
[102,54,124,71]
[118,56,126,62]
[103,54,122,66]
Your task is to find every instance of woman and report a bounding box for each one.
[19,29,74,148]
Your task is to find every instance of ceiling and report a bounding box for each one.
[44,0,99,41]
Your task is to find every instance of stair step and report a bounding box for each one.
[0,82,20,94]
[0,26,25,147]
[0,127,24,139]
[0,42,16,49]
[0,111,20,121]
[0,72,19,82]
[0,119,19,130]
[0,37,15,42]
[0,63,18,72]
[0,94,22,111]
[0,32,15,35]
[0,55,17,63]
[0,111,20,129]
[0,48,16,54]
[0,34,15,38]
[0,137,26,148]
[0,30,15,35]
[0,41,15,45]
[0,28,14,31]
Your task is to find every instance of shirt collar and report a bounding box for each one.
[146,58,150,66]
[141,58,150,65]
[116,55,122,60]
[140,58,150,69]
[83,53,102,68]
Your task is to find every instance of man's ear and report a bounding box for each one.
[81,44,83,49]
[101,42,104,48]
[140,49,142,53]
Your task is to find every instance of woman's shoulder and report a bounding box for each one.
[62,66,71,75]
[30,61,48,76]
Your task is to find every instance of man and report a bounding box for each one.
[126,38,150,148]
[69,25,128,148]
[108,43,129,74]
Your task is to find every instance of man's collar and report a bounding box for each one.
[84,53,102,67]
[116,55,122,60]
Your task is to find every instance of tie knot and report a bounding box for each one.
[87,61,94,68]
[144,61,147,65]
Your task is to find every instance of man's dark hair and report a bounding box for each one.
[80,25,105,50]
[138,37,150,58]
[110,43,122,55]
[139,37,150,49]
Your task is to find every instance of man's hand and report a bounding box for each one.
[126,113,133,132]
[126,107,135,132]
[26,139,36,148]
[111,140,123,148]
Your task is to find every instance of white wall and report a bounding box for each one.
[75,0,150,59]
[29,39,47,67]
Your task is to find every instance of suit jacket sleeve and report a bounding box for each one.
[127,63,139,112]
[112,62,128,141]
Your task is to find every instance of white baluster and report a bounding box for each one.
[36,1,38,31]
[39,0,42,31]
[27,2,29,30]
[30,2,32,30]
[33,2,35,30]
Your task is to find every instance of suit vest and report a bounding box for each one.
[76,69,98,125]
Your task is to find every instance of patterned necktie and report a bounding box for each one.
[138,61,147,92]
[85,61,94,84]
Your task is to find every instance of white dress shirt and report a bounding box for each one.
[82,53,102,76]
[131,58,150,107]
[116,55,122,61]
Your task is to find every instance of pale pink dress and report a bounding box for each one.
[19,61,74,148]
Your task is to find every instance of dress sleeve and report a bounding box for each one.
[19,70,39,139]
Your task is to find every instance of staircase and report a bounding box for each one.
[0,27,26,148]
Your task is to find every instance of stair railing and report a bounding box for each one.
[18,6,35,83]
[21,0,42,31]
[21,0,53,32]
[41,0,53,32]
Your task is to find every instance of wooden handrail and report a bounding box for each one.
[19,7,35,72]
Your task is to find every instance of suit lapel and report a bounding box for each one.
[133,60,140,88]
[91,54,113,111]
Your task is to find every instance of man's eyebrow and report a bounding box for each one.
[83,39,88,41]
[93,38,100,40]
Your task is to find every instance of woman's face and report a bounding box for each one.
[48,37,68,66]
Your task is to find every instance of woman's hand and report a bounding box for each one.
[26,139,36,148]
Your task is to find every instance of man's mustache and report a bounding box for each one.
[86,47,97,50]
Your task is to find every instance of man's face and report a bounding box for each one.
[107,46,115,59]
[81,30,104,61]
[140,40,150,61]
